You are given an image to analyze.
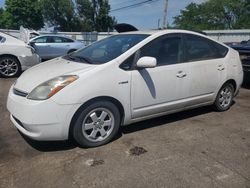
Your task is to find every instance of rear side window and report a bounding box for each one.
[52,36,74,43]
[62,37,74,43]
[184,34,228,62]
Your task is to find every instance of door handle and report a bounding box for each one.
[176,71,187,78]
[217,65,225,71]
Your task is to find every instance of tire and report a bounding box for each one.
[67,49,77,54]
[0,56,22,78]
[72,101,121,148]
[214,83,234,112]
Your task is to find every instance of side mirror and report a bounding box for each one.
[136,56,157,68]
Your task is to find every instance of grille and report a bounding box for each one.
[13,88,28,97]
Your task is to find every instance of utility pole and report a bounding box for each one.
[157,19,161,29]
[162,0,169,29]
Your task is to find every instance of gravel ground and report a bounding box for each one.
[0,78,250,188]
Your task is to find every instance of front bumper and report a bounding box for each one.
[18,53,41,71]
[7,85,80,141]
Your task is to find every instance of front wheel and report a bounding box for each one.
[214,83,234,112]
[72,101,121,148]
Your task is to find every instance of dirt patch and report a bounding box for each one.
[129,146,147,156]
[85,159,104,167]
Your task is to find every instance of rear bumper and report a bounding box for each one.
[18,53,41,71]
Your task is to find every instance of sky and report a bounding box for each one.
[109,0,206,29]
[0,0,206,29]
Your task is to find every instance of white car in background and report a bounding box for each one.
[7,29,243,147]
[0,32,40,78]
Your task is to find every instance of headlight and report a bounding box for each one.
[27,75,78,100]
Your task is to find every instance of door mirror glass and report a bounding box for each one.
[136,56,157,68]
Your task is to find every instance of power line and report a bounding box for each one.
[111,0,141,6]
[110,0,160,12]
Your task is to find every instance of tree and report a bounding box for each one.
[42,0,79,31]
[76,0,116,32]
[95,0,116,31]
[3,0,44,30]
[42,0,115,32]
[0,8,4,28]
[173,0,250,30]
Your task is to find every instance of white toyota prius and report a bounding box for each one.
[7,29,243,147]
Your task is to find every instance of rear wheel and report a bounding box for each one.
[0,56,22,78]
[72,101,121,148]
[214,83,234,111]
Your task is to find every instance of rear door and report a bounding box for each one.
[182,34,228,107]
[49,36,73,57]
[131,34,189,119]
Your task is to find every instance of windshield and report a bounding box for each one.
[64,34,149,64]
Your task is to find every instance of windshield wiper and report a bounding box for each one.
[64,54,93,64]
[64,54,77,61]
[74,56,93,64]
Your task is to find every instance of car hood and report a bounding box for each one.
[14,58,95,92]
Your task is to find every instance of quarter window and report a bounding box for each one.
[184,34,228,62]
[140,34,183,66]
[120,53,136,70]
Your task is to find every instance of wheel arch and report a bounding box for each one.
[223,79,237,92]
[68,96,125,140]
[0,54,20,62]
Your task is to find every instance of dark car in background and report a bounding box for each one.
[228,40,250,74]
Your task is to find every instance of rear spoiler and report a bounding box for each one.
[114,23,138,33]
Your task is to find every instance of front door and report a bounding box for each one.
[131,34,188,119]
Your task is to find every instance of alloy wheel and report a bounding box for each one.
[82,108,115,142]
[218,86,233,109]
[0,58,18,77]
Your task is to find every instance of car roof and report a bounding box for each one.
[117,29,228,49]
[118,29,206,36]
[32,35,74,40]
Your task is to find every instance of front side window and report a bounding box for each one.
[64,34,149,64]
[33,36,48,43]
[184,34,228,62]
[139,34,183,66]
